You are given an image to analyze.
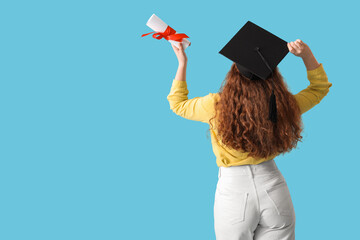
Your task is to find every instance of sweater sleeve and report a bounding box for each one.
[293,63,332,114]
[166,79,215,124]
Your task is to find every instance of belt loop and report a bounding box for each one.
[248,165,253,178]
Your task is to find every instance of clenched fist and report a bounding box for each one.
[171,42,188,65]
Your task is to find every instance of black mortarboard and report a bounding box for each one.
[219,21,289,123]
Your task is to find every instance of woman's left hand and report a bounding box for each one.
[171,42,187,65]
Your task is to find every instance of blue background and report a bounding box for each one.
[0,0,358,239]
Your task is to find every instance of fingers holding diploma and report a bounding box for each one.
[171,42,187,65]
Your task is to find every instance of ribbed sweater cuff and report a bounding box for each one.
[307,63,325,79]
[172,79,187,87]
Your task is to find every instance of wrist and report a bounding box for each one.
[301,53,320,71]
[178,61,187,68]
[300,50,313,59]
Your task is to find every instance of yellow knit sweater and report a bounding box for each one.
[167,63,332,167]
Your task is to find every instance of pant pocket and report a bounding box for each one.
[264,182,294,216]
[215,188,249,225]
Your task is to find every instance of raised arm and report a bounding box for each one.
[288,40,333,114]
[167,78,215,123]
[167,43,215,123]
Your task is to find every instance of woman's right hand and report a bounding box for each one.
[287,39,312,58]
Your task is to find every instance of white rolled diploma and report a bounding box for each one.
[145,14,191,50]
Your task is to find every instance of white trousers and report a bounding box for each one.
[214,159,296,240]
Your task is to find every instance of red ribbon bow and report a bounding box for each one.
[141,25,191,45]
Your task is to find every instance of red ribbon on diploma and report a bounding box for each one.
[141,25,191,45]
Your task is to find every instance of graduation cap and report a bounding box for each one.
[219,21,289,123]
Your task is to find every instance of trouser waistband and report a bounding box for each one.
[218,159,279,178]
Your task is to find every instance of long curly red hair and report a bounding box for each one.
[208,63,304,159]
